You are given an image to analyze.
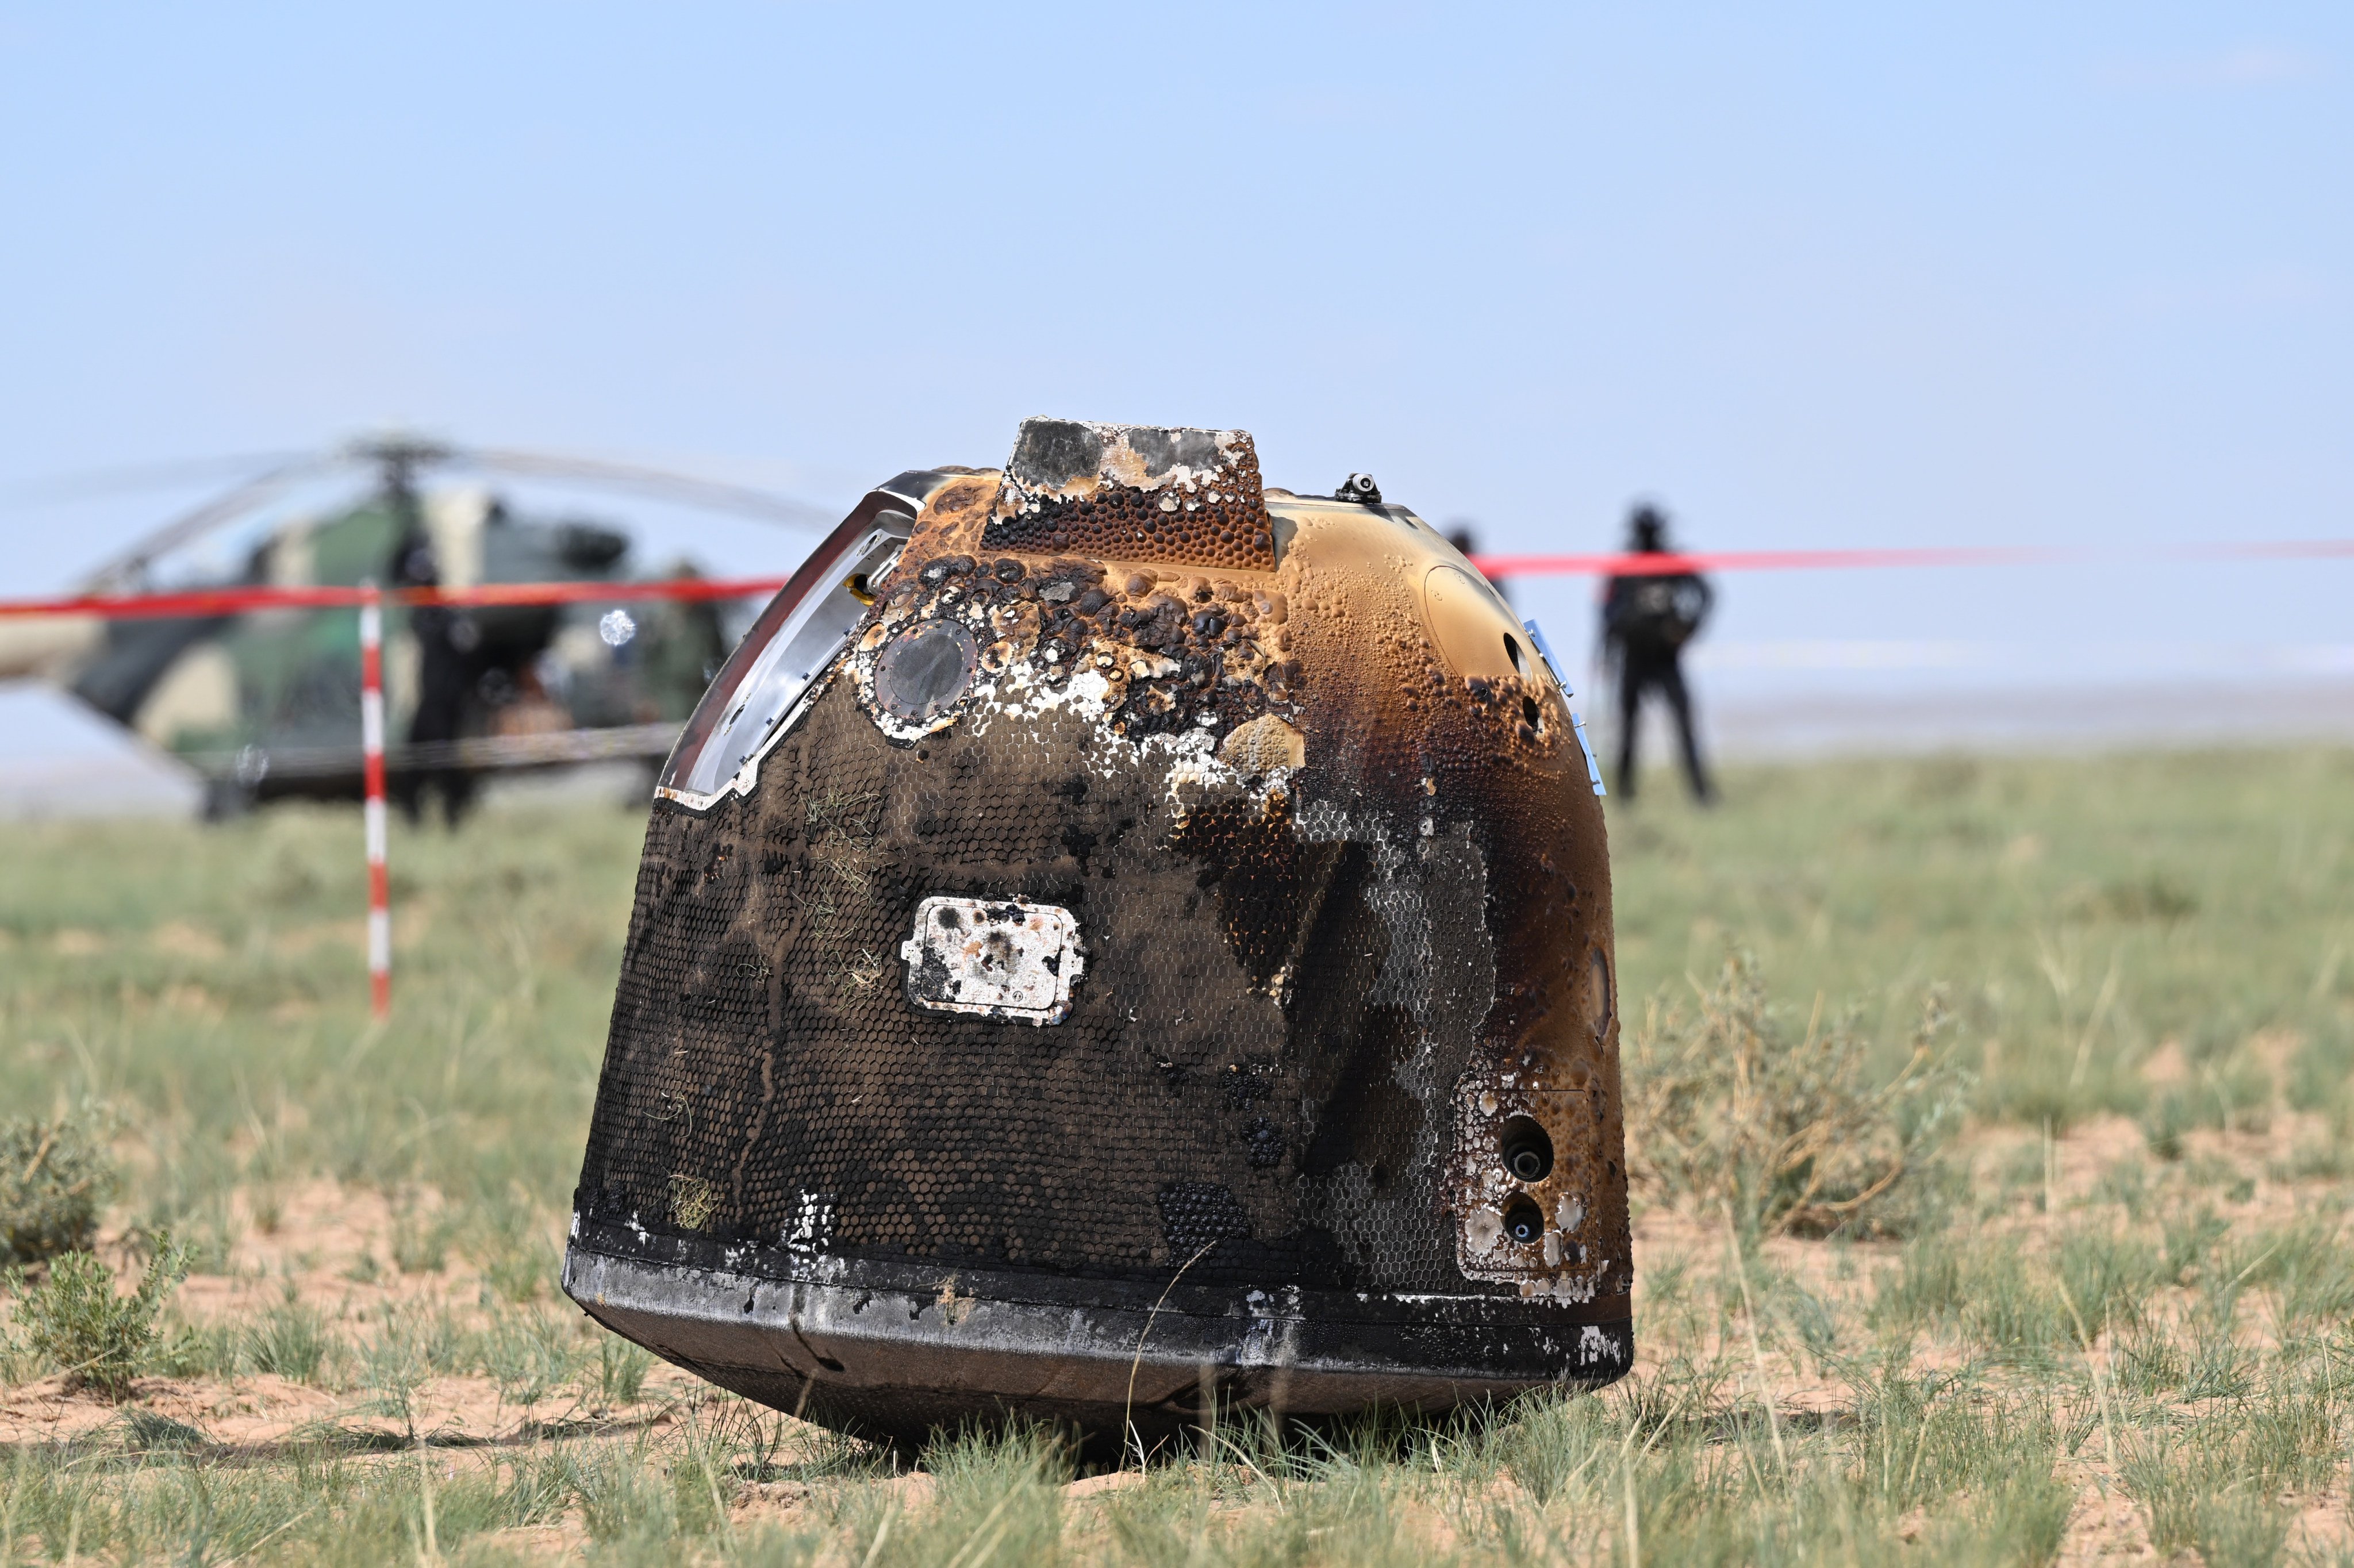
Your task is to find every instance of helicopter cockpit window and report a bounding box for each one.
[654,498,911,810]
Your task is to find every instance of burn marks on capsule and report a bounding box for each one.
[853,549,1301,749]
[1167,788,1341,998]
[1449,1079,1623,1300]
[983,418,1277,572]
[1155,1181,1254,1256]
[870,621,979,738]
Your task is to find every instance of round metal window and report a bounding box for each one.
[873,620,979,735]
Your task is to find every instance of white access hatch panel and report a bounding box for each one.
[898,896,1085,1025]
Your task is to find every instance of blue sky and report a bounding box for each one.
[1,3,2348,698]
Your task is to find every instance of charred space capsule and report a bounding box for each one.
[565,420,1632,1448]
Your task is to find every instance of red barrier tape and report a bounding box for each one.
[0,539,2348,620]
[1470,546,2067,578]
[1470,539,2354,578]
[0,577,786,620]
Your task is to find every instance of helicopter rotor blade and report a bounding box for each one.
[459,447,838,530]
[79,453,342,593]
[63,437,840,594]
[0,451,314,511]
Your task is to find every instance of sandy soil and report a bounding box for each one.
[0,1177,696,1454]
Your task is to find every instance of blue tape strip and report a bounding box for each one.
[1522,619,1606,797]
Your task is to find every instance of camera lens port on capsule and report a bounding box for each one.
[1499,1116,1554,1184]
[1501,1196,1545,1246]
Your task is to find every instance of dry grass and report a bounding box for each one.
[1625,950,1967,1238]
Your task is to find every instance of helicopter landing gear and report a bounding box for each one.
[199,778,256,822]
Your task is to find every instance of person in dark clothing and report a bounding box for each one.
[387,479,482,825]
[1601,504,1715,803]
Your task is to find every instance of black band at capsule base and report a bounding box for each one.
[563,1227,1633,1452]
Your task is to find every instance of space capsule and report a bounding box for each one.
[563,419,1632,1448]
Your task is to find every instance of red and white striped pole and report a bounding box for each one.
[359,582,391,1020]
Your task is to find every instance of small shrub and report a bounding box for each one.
[1626,951,1968,1237]
[0,1110,118,1266]
[6,1238,188,1398]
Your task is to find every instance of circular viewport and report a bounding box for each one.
[1501,1195,1545,1246]
[875,620,979,731]
[1499,1115,1554,1184]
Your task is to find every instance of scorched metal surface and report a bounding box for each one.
[565,420,1633,1450]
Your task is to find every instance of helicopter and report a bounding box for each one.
[0,436,831,821]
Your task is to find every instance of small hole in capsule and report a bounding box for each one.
[1502,633,1529,676]
[1499,1116,1554,1183]
[1521,694,1542,729]
[1502,1195,1545,1246]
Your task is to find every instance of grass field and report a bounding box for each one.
[1,747,2351,1563]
